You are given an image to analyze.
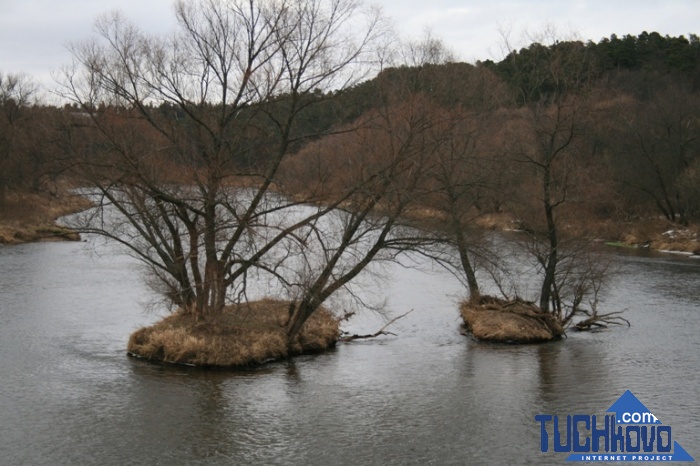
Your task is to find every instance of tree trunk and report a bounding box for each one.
[447,190,481,303]
[0,181,6,209]
[286,297,318,341]
[455,227,481,303]
[539,164,558,314]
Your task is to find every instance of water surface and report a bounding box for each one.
[0,240,698,465]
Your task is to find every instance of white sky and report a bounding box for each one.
[1,0,699,93]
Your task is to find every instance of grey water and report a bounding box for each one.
[0,239,698,465]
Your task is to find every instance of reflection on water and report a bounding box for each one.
[0,240,698,465]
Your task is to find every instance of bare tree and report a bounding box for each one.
[0,72,38,205]
[358,36,512,305]
[416,85,514,304]
[279,95,447,338]
[278,36,512,335]
[59,0,387,325]
[501,31,622,327]
[400,30,456,66]
[609,83,700,225]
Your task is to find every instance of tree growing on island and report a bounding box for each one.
[279,94,456,338]
[500,28,627,330]
[365,34,514,306]
[58,0,392,343]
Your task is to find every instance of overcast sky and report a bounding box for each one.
[2,0,699,93]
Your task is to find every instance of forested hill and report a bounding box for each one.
[587,31,700,72]
[290,32,700,140]
[484,31,700,102]
[287,31,700,228]
[485,31,700,74]
[352,32,700,108]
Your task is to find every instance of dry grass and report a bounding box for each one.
[127,299,340,368]
[474,212,519,230]
[0,189,90,244]
[460,296,564,343]
[615,218,700,254]
[649,228,699,254]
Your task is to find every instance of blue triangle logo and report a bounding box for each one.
[672,442,696,462]
[607,390,661,424]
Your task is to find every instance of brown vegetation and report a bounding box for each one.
[0,188,90,244]
[460,296,565,343]
[127,299,340,368]
[613,218,700,254]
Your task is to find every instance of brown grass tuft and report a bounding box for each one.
[127,299,340,368]
[460,296,564,343]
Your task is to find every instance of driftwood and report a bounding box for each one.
[571,311,630,331]
[339,309,413,341]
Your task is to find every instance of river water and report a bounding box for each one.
[0,238,698,465]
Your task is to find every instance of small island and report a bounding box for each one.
[461,296,565,343]
[128,300,340,368]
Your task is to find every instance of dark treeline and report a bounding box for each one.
[486,31,700,100]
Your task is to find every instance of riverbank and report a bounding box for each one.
[263,179,700,257]
[611,218,700,255]
[127,299,340,368]
[471,212,700,256]
[0,189,91,244]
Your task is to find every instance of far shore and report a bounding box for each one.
[0,189,91,245]
[2,187,698,257]
[468,211,700,257]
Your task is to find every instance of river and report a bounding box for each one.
[0,238,698,465]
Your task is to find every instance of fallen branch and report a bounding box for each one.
[571,311,630,331]
[339,309,414,341]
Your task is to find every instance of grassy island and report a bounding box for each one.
[460,296,565,343]
[127,299,340,368]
